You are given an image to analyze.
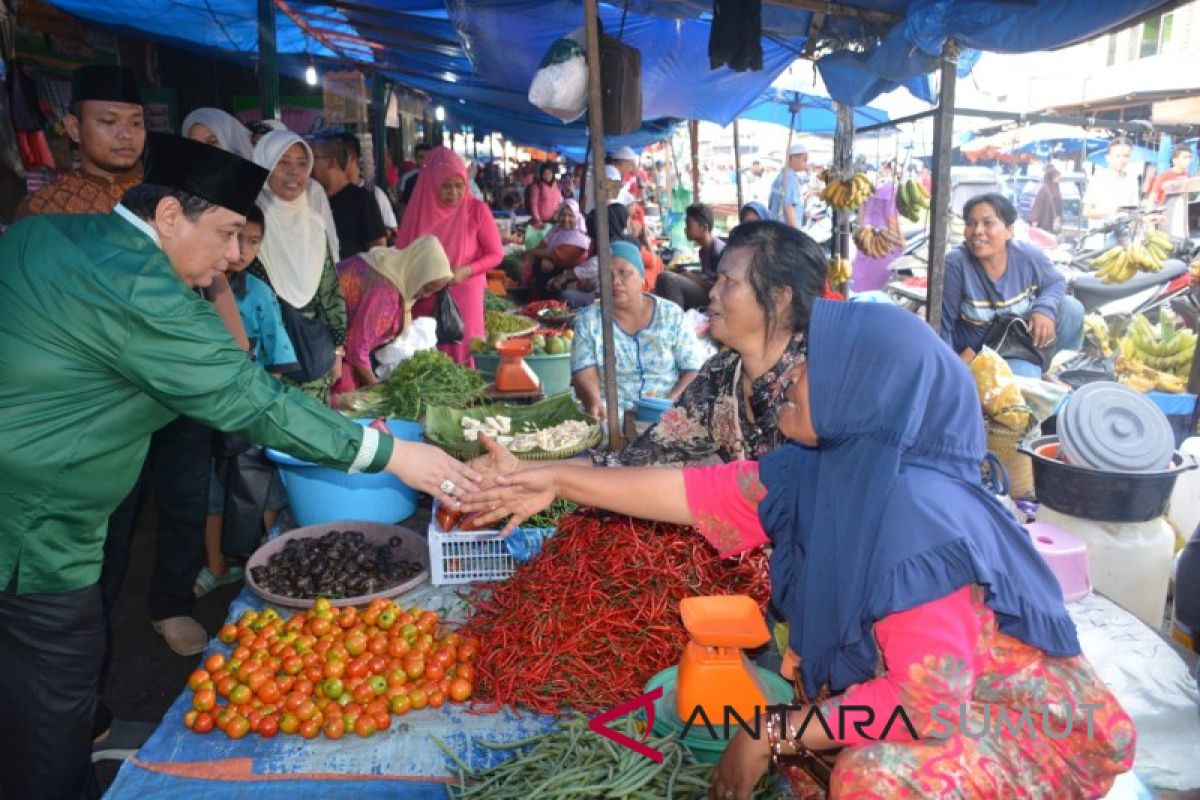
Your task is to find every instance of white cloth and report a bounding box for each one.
[374,317,438,378]
[1083,168,1140,230]
[372,184,398,229]
[253,131,330,308]
[180,108,254,160]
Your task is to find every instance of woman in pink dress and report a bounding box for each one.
[398,147,503,365]
[464,300,1133,800]
[851,163,902,293]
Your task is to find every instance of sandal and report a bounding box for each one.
[193,564,245,598]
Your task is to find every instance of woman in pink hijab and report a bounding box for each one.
[398,147,503,364]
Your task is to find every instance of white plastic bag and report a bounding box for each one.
[373,317,437,379]
[528,33,588,123]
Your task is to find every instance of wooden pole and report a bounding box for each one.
[925,41,958,333]
[257,0,281,119]
[733,118,744,211]
[583,0,623,450]
[832,104,853,291]
[371,78,387,186]
[689,120,701,202]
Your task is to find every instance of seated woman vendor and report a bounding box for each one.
[522,199,590,299]
[465,301,1134,800]
[570,241,703,423]
[941,193,1084,378]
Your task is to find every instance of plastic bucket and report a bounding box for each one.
[474,352,572,396]
[266,419,422,526]
[1019,435,1197,523]
[635,396,673,424]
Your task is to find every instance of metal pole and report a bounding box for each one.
[925,42,958,333]
[583,0,623,450]
[257,0,281,119]
[733,118,744,211]
[832,104,853,291]
[689,120,701,202]
[371,78,387,186]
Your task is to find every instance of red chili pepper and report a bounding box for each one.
[459,509,770,714]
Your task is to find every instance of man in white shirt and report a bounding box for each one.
[1082,140,1140,229]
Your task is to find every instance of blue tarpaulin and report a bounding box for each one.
[739,88,890,134]
[44,0,1175,148]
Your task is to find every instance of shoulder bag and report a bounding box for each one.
[279,300,336,383]
[968,257,1046,370]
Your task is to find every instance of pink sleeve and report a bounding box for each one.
[682,461,771,556]
[467,203,504,278]
[819,586,980,745]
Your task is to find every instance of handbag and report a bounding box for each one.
[968,258,1046,370]
[279,300,335,382]
[434,289,465,344]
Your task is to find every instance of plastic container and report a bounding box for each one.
[1168,437,1200,545]
[1037,506,1175,628]
[634,396,673,424]
[266,419,422,526]
[474,351,572,397]
[1056,382,1175,473]
[1170,522,1200,654]
[1146,391,1197,448]
[427,501,554,585]
[1026,521,1090,603]
[245,521,428,608]
[644,665,793,763]
[1019,435,1197,523]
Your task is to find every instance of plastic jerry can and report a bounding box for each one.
[1037,506,1175,628]
[1167,437,1200,548]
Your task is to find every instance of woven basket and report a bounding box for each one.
[987,422,1034,499]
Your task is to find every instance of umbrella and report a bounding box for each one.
[738,88,890,134]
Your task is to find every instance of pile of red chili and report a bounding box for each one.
[460,510,770,715]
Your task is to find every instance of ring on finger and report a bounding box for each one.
[440,479,457,495]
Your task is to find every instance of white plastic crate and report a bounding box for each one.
[427,502,554,585]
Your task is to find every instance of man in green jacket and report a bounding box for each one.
[0,134,477,800]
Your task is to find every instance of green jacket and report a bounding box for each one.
[0,211,393,594]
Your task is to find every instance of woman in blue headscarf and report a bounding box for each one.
[739,201,771,224]
[463,300,1134,799]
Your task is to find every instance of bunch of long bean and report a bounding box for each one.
[338,350,486,421]
[434,714,728,799]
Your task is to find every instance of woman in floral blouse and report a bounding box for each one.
[619,221,829,466]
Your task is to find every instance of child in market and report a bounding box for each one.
[195,205,299,597]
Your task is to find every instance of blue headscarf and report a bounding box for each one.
[610,240,645,276]
[739,201,772,223]
[758,300,1079,698]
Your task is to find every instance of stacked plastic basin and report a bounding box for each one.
[266,419,422,526]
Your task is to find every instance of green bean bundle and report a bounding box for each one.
[337,350,486,422]
[434,714,747,799]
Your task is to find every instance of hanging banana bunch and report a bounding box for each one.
[1091,230,1174,284]
[828,256,853,286]
[852,225,904,259]
[819,170,874,211]
[895,179,930,222]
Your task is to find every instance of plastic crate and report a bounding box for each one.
[427,502,554,585]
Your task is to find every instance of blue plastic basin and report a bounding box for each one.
[635,396,674,424]
[266,419,422,526]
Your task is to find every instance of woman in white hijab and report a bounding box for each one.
[182,108,254,160]
[252,130,348,404]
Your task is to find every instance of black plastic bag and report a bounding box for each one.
[434,290,465,344]
[217,446,277,559]
[1056,351,1115,389]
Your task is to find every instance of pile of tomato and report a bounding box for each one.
[181,597,478,740]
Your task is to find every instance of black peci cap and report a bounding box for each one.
[143,133,269,217]
[71,64,142,105]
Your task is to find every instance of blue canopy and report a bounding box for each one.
[739,88,890,133]
[44,0,1174,147]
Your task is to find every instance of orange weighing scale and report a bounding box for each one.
[676,595,773,723]
[485,337,544,401]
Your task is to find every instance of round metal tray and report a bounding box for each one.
[245,520,428,608]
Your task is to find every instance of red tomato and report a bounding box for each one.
[298,718,320,739]
[368,655,388,675]
[187,669,211,691]
[295,700,318,722]
[309,617,332,637]
[354,715,377,738]
[293,679,314,698]
[192,712,215,734]
[183,710,199,729]
[458,640,479,664]
[279,712,300,735]
[372,711,390,730]
[193,688,217,712]
[204,653,227,673]
[432,647,456,668]
[403,654,425,680]
[352,682,375,705]
[448,679,472,703]
[322,658,346,680]
[283,691,308,712]
[323,717,345,740]
[387,669,408,688]
[408,688,428,710]
[389,694,411,716]
[229,684,252,706]
[258,715,280,738]
[257,680,281,705]
[282,655,304,676]
[454,663,475,683]
[387,638,411,659]
[368,634,388,656]
[225,715,250,740]
[427,689,446,709]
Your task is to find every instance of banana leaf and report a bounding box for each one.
[424,394,600,459]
